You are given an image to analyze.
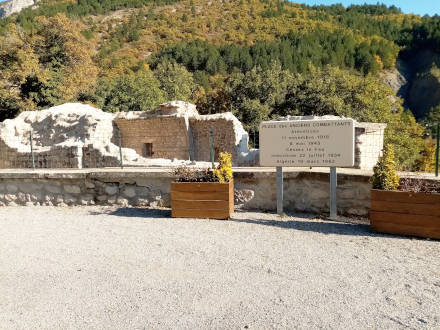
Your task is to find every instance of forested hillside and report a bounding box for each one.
[1,0,439,170]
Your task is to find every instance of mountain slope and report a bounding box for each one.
[0,0,438,169]
[0,0,36,18]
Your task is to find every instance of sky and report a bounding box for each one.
[295,1,440,16]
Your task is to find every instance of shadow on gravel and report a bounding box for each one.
[230,217,391,238]
[90,208,171,218]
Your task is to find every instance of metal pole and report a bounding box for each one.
[276,166,283,215]
[117,126,123,169]
[435,122,439,177]
[30,130,35,169]
[330,167,337,219]
[209,126,214,169]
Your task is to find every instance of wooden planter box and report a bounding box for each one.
[370,189,440,239]
[171,181,234,219]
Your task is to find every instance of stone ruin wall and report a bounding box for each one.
[0,101,387,170]
[0,140,82,169]
[190,116,244,163]
[115,117,191,160]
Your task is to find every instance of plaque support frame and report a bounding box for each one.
[329,167,337,219]
[276,166,283,215]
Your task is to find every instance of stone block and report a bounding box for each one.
[105,184,118,195]
[80,194,95,205]
[18,182,42,193]
[85,181,95,189]
[6,184,18,193]
[97,195,108,202]
[117,198,129,207]
[64,184,81,194]
[123,186,136,198]
[46,185,62,194]
[347,208,369,216]
[135,198,150,207]
[30,192,43,202]
[234,189,255,203]
[63,194,77,205]
[4,194,17,202]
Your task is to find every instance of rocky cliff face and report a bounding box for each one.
[379,59,411,100]
[405,50,440,118]
[0,0,36,18]
[380,51,440,118]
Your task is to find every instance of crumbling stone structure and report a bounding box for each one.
[0,101,386,170]
[114,102,253,164]
[0,101,255,168]
[114,102,196,161]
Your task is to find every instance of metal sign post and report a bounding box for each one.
[330,167,337,219]
[276,166,283,215]
[30,130,35,169]
[209,126,215,169]
[116,127,123,169]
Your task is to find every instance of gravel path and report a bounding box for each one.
[0,207,439,329]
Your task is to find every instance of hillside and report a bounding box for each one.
[0,0,37,18]
[0,0,439,170]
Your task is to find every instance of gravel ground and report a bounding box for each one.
[0,207,439,329]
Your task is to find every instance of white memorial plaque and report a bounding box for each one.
[259,119,355,167]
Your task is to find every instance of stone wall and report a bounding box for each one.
[190,115,246,163]
[0,140,82,168]
[0,102,386,170]
[116,117,191,160]
[0,168,389,216]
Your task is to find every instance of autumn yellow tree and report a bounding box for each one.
[0,24,45,120]
[32,14,98,104]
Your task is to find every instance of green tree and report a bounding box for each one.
[278,65,424,169]
[154,61,195,102]
[95,68,166,112]
[0,23,43,119]
[225,62,293,131]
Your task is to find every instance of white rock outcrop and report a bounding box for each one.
[0,0,37,18]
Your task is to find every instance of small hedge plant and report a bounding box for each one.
[213,152,233,183]
[174,152,233,183]
[370,144,400,191]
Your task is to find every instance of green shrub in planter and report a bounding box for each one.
[370,144,400,191]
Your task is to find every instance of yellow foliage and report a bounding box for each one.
[374,55,384,70]
[33,14,98,102]
[213,152,233,183]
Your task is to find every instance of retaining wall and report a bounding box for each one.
[0,168,378,216]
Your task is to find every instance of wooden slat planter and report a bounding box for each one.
[171,181,234,219]
[370,189,440,239]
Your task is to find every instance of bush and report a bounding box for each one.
[370,144,400,191]
[173,152,233,183]
[173,165,216,182]
[213,152,233,183]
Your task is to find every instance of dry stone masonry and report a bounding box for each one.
[0,168,374,216]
